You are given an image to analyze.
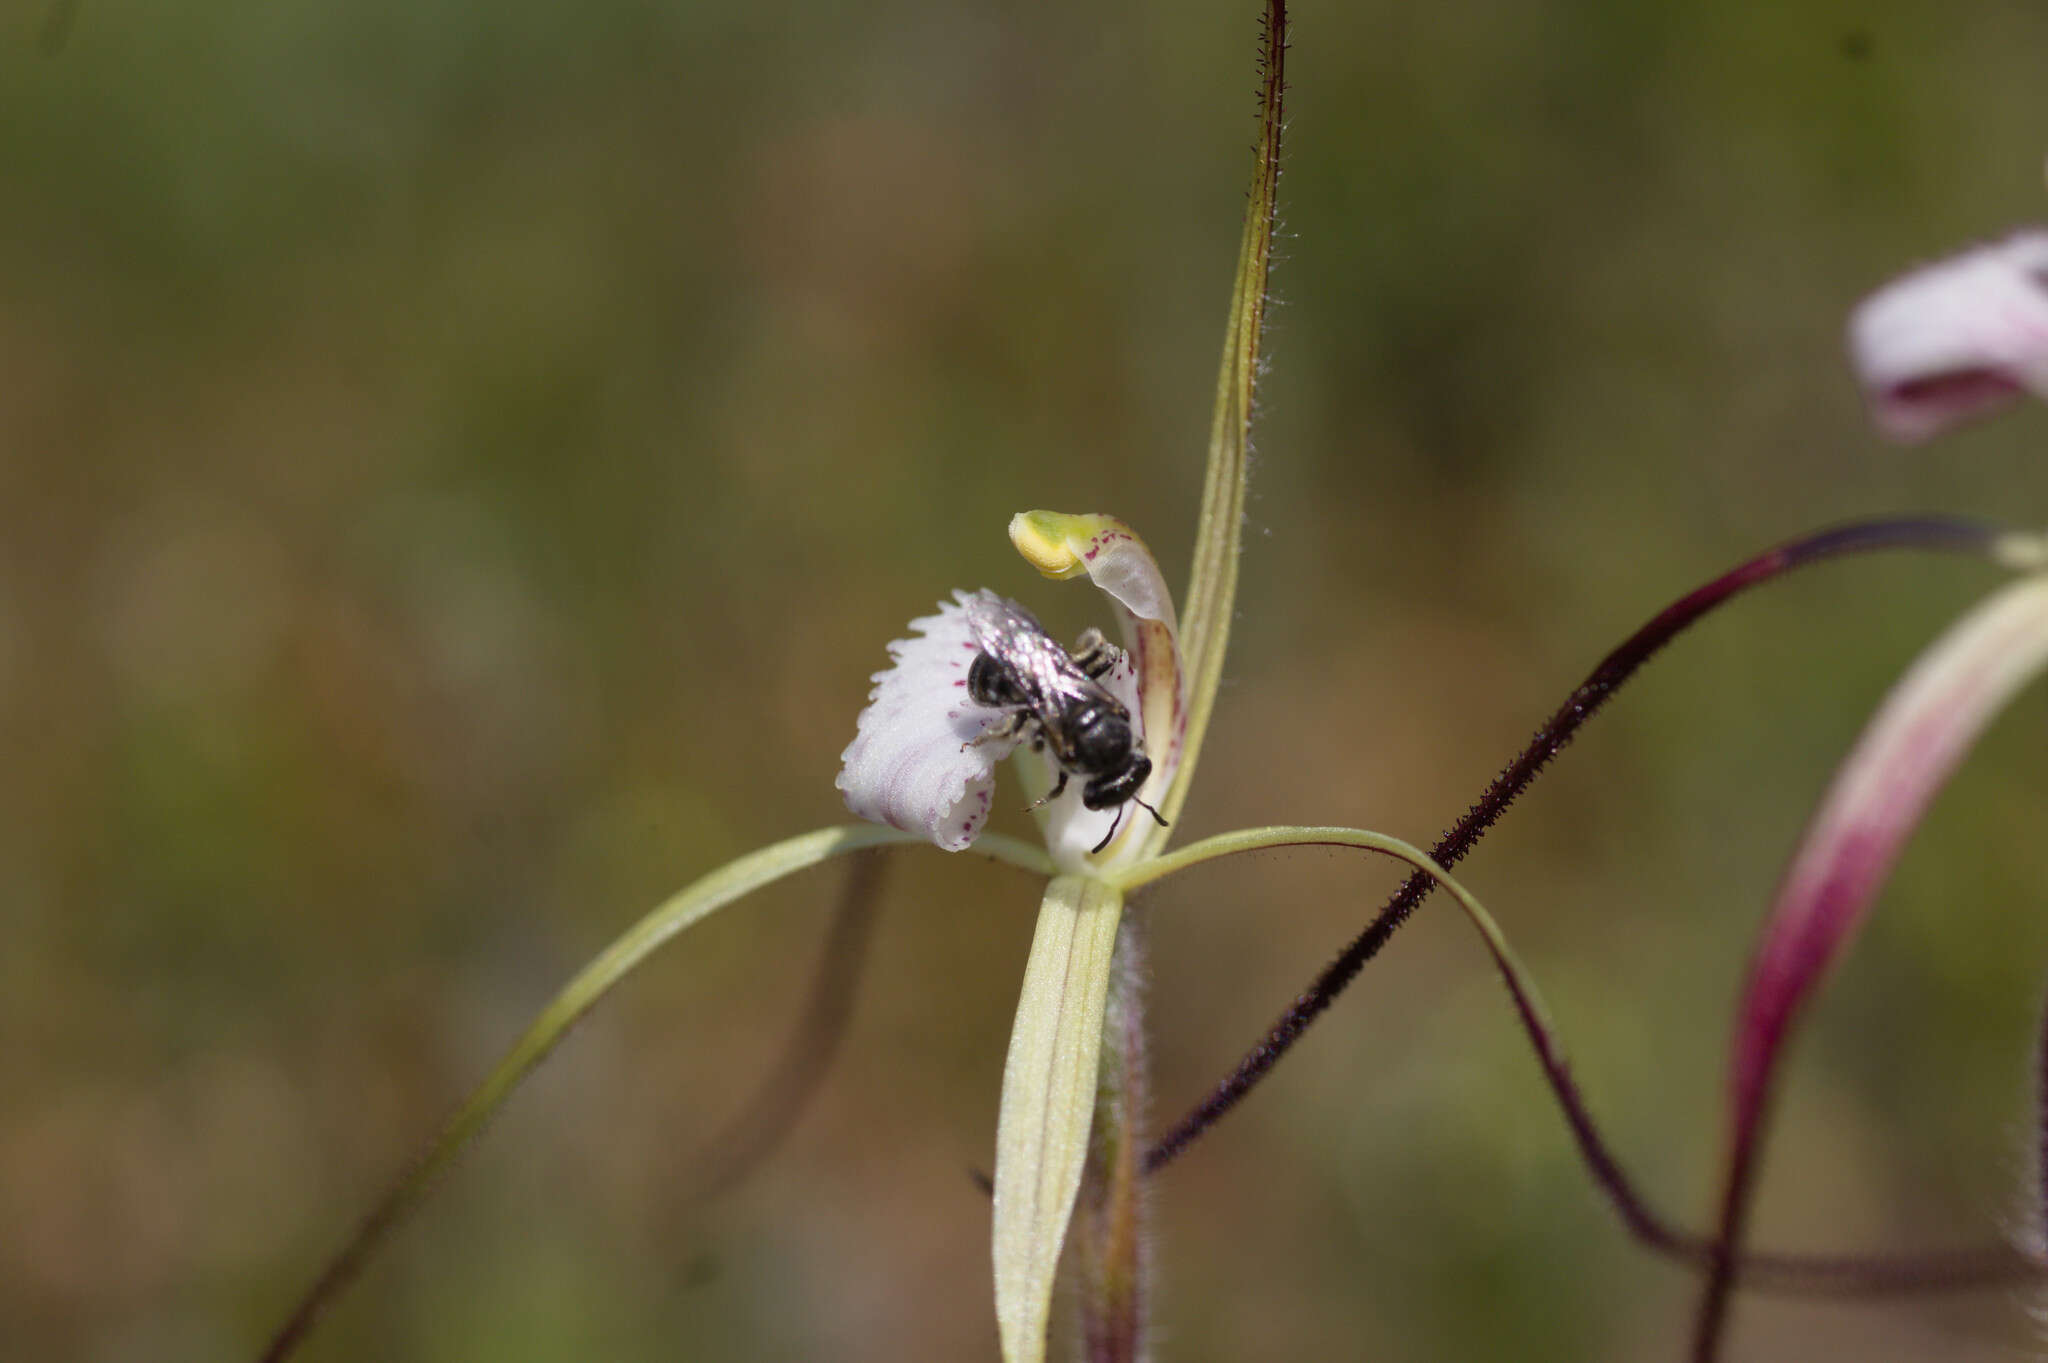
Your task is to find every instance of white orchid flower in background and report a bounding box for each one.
[1850,230,2048,442]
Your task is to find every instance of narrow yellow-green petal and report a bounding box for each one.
[262,824,1051,1363]
[1167,0,1287,840]
[993,875,1127,1363]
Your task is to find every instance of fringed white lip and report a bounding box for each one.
[835,590,1021,851]
[838,513,1185,869]
[1848,230,2048,443]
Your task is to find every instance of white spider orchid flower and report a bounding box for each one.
[821,6,1287,1346]
[832,512,1197,1363]
[1849,229,2048,442]
[836,511,1186,873]
[262,10,1291,1363]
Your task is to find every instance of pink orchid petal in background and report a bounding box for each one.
[1849,230,2048,443]
[1693,573,2048,1358]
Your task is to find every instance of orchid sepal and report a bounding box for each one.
[992,875,1126,1363]
[1692,572,2048,1355]
[1849,230,2048,443]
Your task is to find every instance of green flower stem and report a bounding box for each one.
[1153,0,1286,848]
[1114,828,1543,1031]
[261,824,1052,1363]
[994,875,1127,1363]
[1120,826,2048,1298]
[1076,914,1150,1363]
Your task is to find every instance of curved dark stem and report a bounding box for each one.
[1178,834,2046,1298]
[1145,515,2005,1176]
[1490,895,2038,1298]
[1693,1153,1755,1361]
[1735,1241,2039,1296]
[681,850,887,1201]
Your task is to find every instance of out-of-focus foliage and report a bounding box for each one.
[6,1,2048,1359]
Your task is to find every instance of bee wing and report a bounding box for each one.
[964,592,1100,712]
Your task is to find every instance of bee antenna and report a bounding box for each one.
[1090,804,1126,854]
[1133,795,1169,828]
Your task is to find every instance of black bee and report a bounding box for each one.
[963,594,1169,853]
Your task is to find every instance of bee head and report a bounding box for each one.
[1081,752,1152,812]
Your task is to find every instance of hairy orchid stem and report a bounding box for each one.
[1125,826,2048,1297]
[1076,915,1151,1363]
[1154,0,1286,848]
[1144,515,2012,1176]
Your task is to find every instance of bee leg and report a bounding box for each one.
[1023,770,1069,811]
[1070,628,1126,681]
[964,711,1031,751]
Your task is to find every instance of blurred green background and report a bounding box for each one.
[7,0,2048,1358]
